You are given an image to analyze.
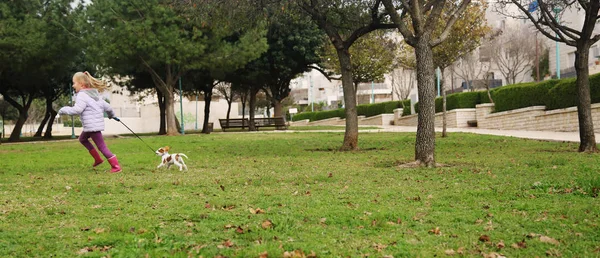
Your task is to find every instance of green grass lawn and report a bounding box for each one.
[0,132,598,257]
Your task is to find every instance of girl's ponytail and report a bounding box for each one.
[76,71,110,92]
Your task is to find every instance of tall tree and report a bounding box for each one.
[258,9,326,118]
[383,0,471,167]
[496,0,599,152]
[85,0,267,135]
[0,0,57,141]
[489,25,536,84]
[296,0,395,151]
[34,0,85,138]
[321,30,398,100]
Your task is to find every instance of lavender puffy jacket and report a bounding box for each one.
[58,89,115,132]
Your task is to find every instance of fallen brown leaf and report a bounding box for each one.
[283,249,307,258]
[236,226,244,234]
[479,235,490,242]
[539,235,560,245]
[444,249,456,255]
[429,227,441,235]
[259,251,268,258]
[511,240,527,249]
[262,220,273,229]
[373,243,387,252]
[496,241,505,249]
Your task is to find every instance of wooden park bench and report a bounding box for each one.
[253,117,288,130]
[218,118,250,132]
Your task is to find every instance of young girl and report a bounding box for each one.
[57,71,122,173]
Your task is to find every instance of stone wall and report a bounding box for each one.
[394,108,476,128]
[476,103,600,133]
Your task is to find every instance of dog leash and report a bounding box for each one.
[112,117,156,153]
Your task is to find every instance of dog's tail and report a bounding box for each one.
[179,153,189,159]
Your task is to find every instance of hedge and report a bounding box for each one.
[291,72,600,121]
[291,101,406,121]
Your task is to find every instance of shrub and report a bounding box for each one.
[546,74,600,110]
[493,80,558,112]
[546,78,577,110]
[63,117,83,127]
[400,100,412,116]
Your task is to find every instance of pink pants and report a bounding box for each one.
[79,131,114,158]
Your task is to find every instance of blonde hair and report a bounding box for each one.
[73,71,110,92]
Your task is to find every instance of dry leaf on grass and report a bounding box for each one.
[539,235,560,245]
[262,220,273,229]
[249,207,266,214]
[283,249,316,258]
[479,235,490,242]
[373,243,387,252]
[236,226,244,234]
[444,249,455,255]
[511,240,527,249]
[482,252,506,258]
[217,239,234,249]
[496,241,505,249]
[429,227,441,235]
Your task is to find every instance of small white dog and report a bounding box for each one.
[155,146,188,171]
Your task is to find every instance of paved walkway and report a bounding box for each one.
[375,125,593,143]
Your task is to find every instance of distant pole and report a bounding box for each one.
[179,77,184,135]
[371,81,374,103]
[195,92,198,130]
[70,87,75,139]
[436,67,441,97]
[310,75,314,112]
[536,33,540,82]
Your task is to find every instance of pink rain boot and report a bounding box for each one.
[107,155,122,173]
[89,149,104,167]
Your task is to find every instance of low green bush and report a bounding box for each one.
[546,74,600,110]
[63,117,82,127]
[293,73,600,121]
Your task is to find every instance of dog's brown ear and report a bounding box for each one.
[165,146,170,151]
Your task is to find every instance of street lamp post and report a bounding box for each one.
[554,7,561,79]
[310,75,314,112]
[371,81,374,103]
[436,67,441,97]
[70,86,75,139]
[179,77,184,135]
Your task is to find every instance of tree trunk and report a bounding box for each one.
[574,43,598,152]
[248,87,259,131]
[157,90,167,135]
[44,108,57,138]
[337,48,358,151]
[414,38,436,167]
[5,95,32,142]
[9,110,27,142]
[34,112,50,137]
[164,84,179,136]
[273,99,283,118]
[226,100,232,120]
[202,91,212,134]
